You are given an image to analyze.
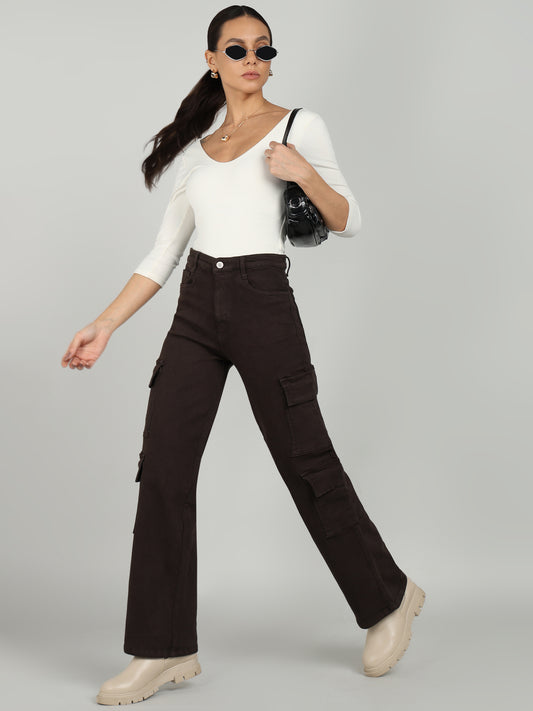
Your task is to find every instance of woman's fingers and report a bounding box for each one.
[70,358,88,370]
[70,351,91,368]
[62,323,107,370]
[62,331,96,369]
[62,334,82,366]
[62,343,91,370]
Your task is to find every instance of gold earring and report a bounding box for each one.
[210,69,219,78]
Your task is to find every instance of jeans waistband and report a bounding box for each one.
[188,247,291,276]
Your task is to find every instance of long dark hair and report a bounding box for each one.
[141,5,273,191]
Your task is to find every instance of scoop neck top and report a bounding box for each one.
[133,106,362,287]
[198,109,292,164]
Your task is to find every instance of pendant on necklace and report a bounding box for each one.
[221,135,229,141]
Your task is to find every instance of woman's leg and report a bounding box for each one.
[123,263,232,657]
[212,250,408,628]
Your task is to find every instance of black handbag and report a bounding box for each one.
[281,108,329,247]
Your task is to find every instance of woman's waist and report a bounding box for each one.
[192,230,286,256]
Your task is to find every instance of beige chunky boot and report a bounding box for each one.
[96,652,201,705]
[362,576,425,677]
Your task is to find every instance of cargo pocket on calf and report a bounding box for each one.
[301,463,361,538]
[279,364,333,456]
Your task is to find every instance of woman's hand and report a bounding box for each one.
[264,141,313,184]
[60,273,162,371]
[265,140,352,233]
[61,322,113,370]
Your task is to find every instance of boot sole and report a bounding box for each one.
[363,577,426,677]
[96,656,202,705]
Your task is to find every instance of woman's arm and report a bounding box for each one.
[266,111,362,238]
[132,150,196,287]
[296,166,351,233]
[61,152,195,370]
[61,273,161,370]
[93,272,161,334]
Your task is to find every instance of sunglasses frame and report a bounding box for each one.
[213,44,278,62]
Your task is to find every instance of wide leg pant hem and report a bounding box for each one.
[355,573,408,629]
[123,641,199,658]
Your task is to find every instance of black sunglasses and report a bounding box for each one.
[214,44,278,62]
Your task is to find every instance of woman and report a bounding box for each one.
[61,5,425,705]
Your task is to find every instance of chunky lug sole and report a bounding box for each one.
[363,577,426,677]
[96,655,201,705]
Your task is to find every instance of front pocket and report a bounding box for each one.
[244,264,290,294]
[301,463,361,538]
[180,265,196,287]
[279,364,333,456]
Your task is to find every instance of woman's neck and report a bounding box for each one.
[222,95,270,128]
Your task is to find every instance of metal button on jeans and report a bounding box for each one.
[216,261,224,268]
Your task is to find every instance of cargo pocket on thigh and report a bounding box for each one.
[149,356,165,388]
[134,450,145,483]
[301,463,360,538]
[279,364,333,456]
[143,356,166,438]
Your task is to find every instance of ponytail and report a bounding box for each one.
[141,5,273,191]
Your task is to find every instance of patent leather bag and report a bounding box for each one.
[281,107,329,247]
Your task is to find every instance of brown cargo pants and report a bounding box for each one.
[123,246,407,657]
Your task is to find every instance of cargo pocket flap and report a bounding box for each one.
[302,464,361,538]
[301,464,344,497]
[135,451,145,482]
[279,365,318,407]
[148,357,165,387]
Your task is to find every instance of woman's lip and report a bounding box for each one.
[242,73,259,78]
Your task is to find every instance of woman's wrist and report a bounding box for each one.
[293,161,318,191]
[94,315,119,334]
[294,163,350,233]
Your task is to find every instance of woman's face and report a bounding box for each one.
[206,16,273,97]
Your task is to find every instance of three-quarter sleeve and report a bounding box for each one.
[133,150,195,287]
[296,112,362,238]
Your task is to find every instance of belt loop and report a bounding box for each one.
[240,255,247,279]
[285,254,291,276]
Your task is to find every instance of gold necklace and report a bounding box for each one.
[219,100,270,141]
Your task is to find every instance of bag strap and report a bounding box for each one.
[281,108,302,145]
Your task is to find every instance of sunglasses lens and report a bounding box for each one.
[225,45,247,60]
[224,44,277,61]
[256,45,277,60]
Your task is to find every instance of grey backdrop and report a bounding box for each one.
[1,0,530,708]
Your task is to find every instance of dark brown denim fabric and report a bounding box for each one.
[123,247,407,658]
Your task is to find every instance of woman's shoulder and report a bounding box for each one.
[292,106,320,119]
[283,107,333,147]
[173,136,204,170]
[180,137,199,158]
[290,106,328,131]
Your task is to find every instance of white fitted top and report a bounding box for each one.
[133,107,362,287]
